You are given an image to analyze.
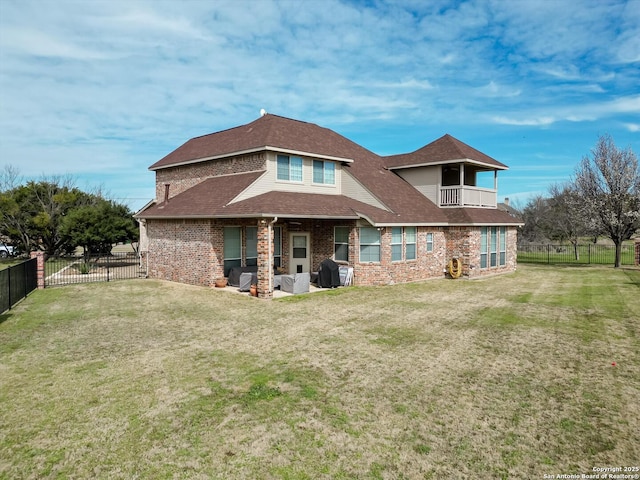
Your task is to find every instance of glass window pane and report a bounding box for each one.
[335,226,349,244]
[500,252,506,266]
[391,227,402,244]
[491,252,497,267]
[426,232,433,252]
[293,235,307,248]
[325,162,335,184]
[293,248,306,258]
[360,227,380,245]
[392,244,402,262]
[291,157,303,182]
[335,243,348,262]
[224,227,241,259]
[406,243,416,260]
[273,227,281,255]
[313,160,323,183]
[481,227,487,252]
[246,227,257,259]
[360,244,380,262]
[480,253,487,269]
[277,155,289,180]
[405,227,416,243]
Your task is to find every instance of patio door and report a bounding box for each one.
[289,232,310,274]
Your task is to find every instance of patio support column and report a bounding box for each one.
[256,219,273,299]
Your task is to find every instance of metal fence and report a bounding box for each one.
[517,243,635,265]
[45,252,146,287]
[0,258,37,313]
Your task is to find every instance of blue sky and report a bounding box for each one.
[1,0,638,211]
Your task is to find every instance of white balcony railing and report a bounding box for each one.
[439,186,497,207]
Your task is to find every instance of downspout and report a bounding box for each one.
[268,217,278,293]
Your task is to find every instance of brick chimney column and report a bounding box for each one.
[30,251,45,289]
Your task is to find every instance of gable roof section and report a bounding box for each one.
[150,114,356,170]
[384,134,508,170]
[136,171,410,223]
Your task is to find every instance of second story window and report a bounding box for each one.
[277,155,303,182]
[313,160,335,184]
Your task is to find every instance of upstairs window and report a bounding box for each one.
[313,160,335,185]
[277,155,303,182]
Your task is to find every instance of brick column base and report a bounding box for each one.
[30,251,45,289]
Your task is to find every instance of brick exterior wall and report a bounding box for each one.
[352,227,447,285]
[155,153,266,200]
[145,217,519,290]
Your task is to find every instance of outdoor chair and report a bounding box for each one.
[280,272,310,294]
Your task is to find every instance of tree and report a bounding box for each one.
[572,134,640,267]
[1,172,138,256]
[59,200,138,257]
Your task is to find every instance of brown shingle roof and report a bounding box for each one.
[150,114,358,170]
[384,134,508,170]
[141,115,518,225]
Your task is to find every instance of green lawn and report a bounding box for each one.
[1,265,638,479]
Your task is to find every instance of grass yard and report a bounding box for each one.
[1,265,638,479]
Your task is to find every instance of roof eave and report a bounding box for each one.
[150,146,354,171]
[387,158,508,171]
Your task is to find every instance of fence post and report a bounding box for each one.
[547,244,551,264]
[635,240,640,266]
[30,251,45,289]
[588,243,591,264]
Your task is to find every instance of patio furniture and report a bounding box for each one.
[227,266,258,287]
[317,258,340,288]
[239,272,258,292]
[280,272,310,294]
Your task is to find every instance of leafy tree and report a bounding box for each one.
[1,170,138,256]
[572,135,640,267]
[59,200,138,257]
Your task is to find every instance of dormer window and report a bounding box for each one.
[313,160,335,185]
[277,155,303,182]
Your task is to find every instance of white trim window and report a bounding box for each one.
[391,227,417,262]
[391,227,403,262]
[405,227,417,260]
[313,160,335,185]
[223,226,242,275]
[334,226,349,262]
[245,226,258,266]
[426,232,434,253]
[480,227,507,268]
[359,227,380,263]
[277,154,303,182]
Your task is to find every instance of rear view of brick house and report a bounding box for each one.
[135,113,522,298]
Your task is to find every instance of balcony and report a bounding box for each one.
[439,186,497,208]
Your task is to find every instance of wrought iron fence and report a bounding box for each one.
[0,258,37,313]
[517,243,635,265]
[45,252,145,287]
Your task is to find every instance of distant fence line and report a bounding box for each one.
[517,243,636,265]
[45,252,146,287]
[0,258,38,313]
